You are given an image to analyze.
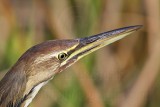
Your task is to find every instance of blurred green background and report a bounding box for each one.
[0,0,160,107]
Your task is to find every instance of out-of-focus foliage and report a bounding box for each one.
[0,0,160,107]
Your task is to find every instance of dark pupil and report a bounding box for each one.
[61,54,65,59]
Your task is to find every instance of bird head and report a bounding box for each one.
[18,25,142,92]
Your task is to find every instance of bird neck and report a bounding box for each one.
[0,63,50,107]
[0,62,26,107]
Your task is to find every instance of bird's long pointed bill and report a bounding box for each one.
[65,25,142,64]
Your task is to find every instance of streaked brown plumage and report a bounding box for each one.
[0,25,142,107]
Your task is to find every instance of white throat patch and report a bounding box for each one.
[24,81,48,107]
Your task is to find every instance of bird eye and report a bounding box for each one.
[58,53,68,61]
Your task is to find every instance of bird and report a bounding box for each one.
[0,25,142,107]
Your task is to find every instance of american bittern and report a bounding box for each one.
[0,25,142,107]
